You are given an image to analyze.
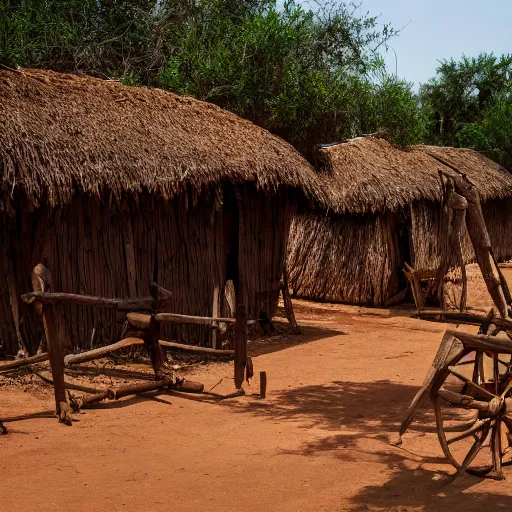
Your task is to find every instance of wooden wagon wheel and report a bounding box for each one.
[432,349,512,479]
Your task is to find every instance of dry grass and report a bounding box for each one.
[287,211,401,306]
[317,137,512,214]
[0,68,327,208]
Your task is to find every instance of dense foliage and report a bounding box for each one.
[420,54,512,167]
[0,2,510,166]
[0,0,425,154]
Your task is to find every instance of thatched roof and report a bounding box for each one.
[0,69,326,207]
[317,137,512,214]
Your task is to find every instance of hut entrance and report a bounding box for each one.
[221,185,240,318]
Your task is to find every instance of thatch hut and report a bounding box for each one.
[287,137,512,306]
[0,69,325,356]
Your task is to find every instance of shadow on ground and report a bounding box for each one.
[248,321,344,357]
[350,462,512,512]
[232,379,512,510]
[235,379,434,434]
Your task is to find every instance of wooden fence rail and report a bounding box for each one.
[10,263,253,427]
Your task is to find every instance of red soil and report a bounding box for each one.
[2,266,512,511]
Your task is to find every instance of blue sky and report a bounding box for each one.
[354,0,511,88]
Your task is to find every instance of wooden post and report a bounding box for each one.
[281,263,301,334]
[32,264,69,423]
[147,315,164,378]
[259,371,267,399]
[433,177,469,312]
[234,304,247,389]
[442,172,509,317]
[211,285,220,349]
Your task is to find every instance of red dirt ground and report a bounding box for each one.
[2,266,512,511]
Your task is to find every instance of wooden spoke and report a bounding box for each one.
[447,418,492,445]
[448,368,496,400]
[494,354,500,395]
[461,422,491,470]
[474,351,484,385]
[490,421,504,478]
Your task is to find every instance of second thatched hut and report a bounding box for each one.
[287,137,512,306]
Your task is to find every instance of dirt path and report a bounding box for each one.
[2,268,512,511]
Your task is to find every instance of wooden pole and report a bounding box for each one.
[63,337,145,366]
[281,263,301,334]
[21,291,172,311]
[32,264,69,422]
[211,285,220,349]
[260,371,267,399]
[234,304,247,389]
[446,172,508,317]
[155,312,256,325]
[158,340,234,356]
[0,353,49,372]
[146,315,164,378]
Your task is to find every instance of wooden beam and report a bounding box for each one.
[418,309,512,331]
[21,291,170,311]
[0,353,49,372]
[158,340,234,356]
[33,265,68,421]
[447,329,512,355]
[63,337,145,366]
[155,312,256,326]
[113,379,171,399]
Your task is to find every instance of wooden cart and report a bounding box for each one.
[395,167,512,479]
[396,312,512,479]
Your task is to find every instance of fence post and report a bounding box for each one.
[31,264,69,423]
[234,304,247,389]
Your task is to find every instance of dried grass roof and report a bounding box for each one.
[318,137,512,214]
[0,69,326,207]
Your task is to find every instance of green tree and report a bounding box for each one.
[420,53,512,166]
[0,0,424,154]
